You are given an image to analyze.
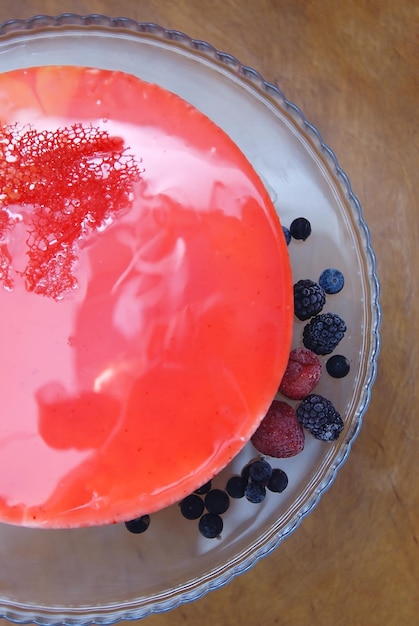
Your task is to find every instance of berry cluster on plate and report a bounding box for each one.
[126,217,351,538]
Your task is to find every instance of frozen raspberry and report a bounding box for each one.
[294,279,326,321]
[251,400,305,458]
[279,347,322,400]
[296,394,344,441]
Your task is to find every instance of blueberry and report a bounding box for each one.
[319,268,344,294]
[282,226,291,246]
[241,463,252,482]
[326,354,350,378]
[204,489,230,514]
[180,494,205,520]
[199,512,223,539]
[244,481,266,504]
[290,217,311,241]
[267,468,289,493]
[226,475,247,499]
[125,515,150,534]
[248,459,273,485]
[194,480,212,495]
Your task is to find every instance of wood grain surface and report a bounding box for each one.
[0,1,418,625]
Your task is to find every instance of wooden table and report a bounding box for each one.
[0,1,417,625]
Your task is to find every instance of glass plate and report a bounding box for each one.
[0,14,381,625]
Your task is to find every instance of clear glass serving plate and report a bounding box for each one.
[0,14,381,625]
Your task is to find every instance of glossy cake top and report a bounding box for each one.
[0,65,293,528]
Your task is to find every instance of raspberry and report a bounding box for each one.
[279,347,322,400]
[294,279,326,321]
[251,400,305,458]
[303,312,346,355]
[296,394,344,441]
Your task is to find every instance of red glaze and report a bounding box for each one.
[0,66,293,527]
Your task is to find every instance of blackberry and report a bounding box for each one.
[294,279,326,321]
[180,494,205,520]
[199,512,223,539]
[326,354,350,378]
[319,268,344,294]
[226,475,247,499]
[303,312,346,355]
[296,394,344,441]
[267,468,289,493]
[125,515,150,534]
[290,217,311,241]
[204,489,230,515]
